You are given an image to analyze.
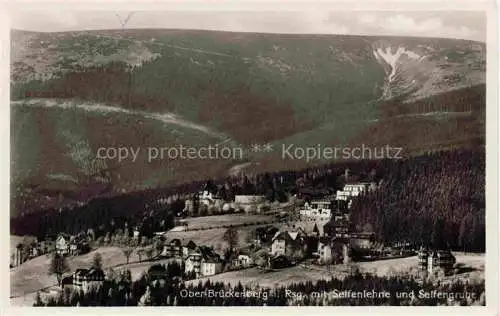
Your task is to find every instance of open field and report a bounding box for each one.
[178,214,276,230]
[187,253,485,288]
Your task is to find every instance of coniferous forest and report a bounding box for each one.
[35,264,486,307]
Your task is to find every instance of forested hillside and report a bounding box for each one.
[350,150,485,252]
[11,149,485,252]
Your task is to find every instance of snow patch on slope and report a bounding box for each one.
[373,46,425,99]
[373,47,421,83]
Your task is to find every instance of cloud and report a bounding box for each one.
[379,14,477,39]
[8,10,480,41]
[358,13,377,25]
[353,12,480,40]
[10,9,79,31]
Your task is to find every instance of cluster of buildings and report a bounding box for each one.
[11,232,93,268]
[55,234,91,257]
[157,238,254,278]
[298,182,377,221]
[291,181,380,265]
[181,178,270,216]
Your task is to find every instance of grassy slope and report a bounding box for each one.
[185,253,484,288]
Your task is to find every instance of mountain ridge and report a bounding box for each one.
[10,29,486,216]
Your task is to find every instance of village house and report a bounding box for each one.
[132,227,140,240]
[312,235,351,265]
[335,182,376,201]
[299,200,332,220]
[234,195,266,213]
[161,238,197,258]
[230,250,254,269]
[270,226,308,263]
[73,268,106,293]
[330,239,351,264]
[184,246,223,277]
[55,234,90,257]
[323,218,350,239]
[182,240,198,258]
[315,237,333,264]
[418,247,456,275]
[69,239,78,256]
[161,239,183,258]
[184,252,202,276]
[198,190,223,207]
[253,226,279,246]
[269,254,291,269]
[55,234,69,256]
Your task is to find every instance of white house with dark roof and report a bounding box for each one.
[55,235,69,256]
[270,227,307,261]
[73,268,105,293]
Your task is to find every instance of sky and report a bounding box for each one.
[7,9,486,41]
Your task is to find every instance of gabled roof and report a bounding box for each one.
[56,234,69,242]
[272,227,306,242]
[74,267,105,279]
[197,246,222,263]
